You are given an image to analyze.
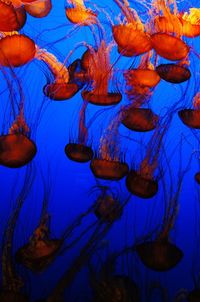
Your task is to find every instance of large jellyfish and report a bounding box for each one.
[112,0,152,57]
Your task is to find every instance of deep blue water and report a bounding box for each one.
[0,0,200,301]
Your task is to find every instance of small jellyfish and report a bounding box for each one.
[149,0,189,60]
[65,0,97,25]
[35,47,79,100]
[179,92,200,129]
[65,101,94,163]
[0,33,36,67]
[82,41,122,106]
[0,0,27,32]
[90,110,129,180]
[0,70,37,168]
[112,0,152,57]
[179,8,200,38]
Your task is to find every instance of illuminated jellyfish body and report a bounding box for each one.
[0,32,36,67]
[90,111,129,180]
[23,0,52,18]
[0,0,26,31]
[156,62,191,84]
[125,120,170,198]
[65,101,94,163]
[16,214,62,272]
[81,41,122,106]
[122,53,160,132]
[149,0,189,61]
[35,47,79,100]
[179,92,200,129]
[136,158,187,271]
[112,0,152,57]
[92,186,123,223]
[65,0,97,25]
[0,166,34,302]
[179,8,200,38]
[0,71,36,168]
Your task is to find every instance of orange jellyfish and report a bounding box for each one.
[81,41,122,106]
[65,0,97,25]
[0,0,27,31]
[0,33,36,67]
[68,58,88,89]
[126,118,170,198]
[179,92,200,129]
[122,53,160,131]
[149,0,189,60]
[23,0,52,18]
[156,62,191,84]
[35,47,79,100]
[136,163,187,271]
[179,8,200,38]
[65,101,94,163]
[93,186,123,223]
[90,111,129,180]
[112,0,152,57]
[0,71,37,168]
[0,165,34,302]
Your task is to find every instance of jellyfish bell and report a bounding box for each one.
[126,169,158,198]
[65,143,93,163]
[195,172,200,184]
[82,90,122,106]
[0,34,36,67]
[0,134,36,168]
[112,23,152,57]
[94,194,122,223]
[179,8,200,38]
[65,3,97,25]
[178,92,200,129]
[24,0,52,18]
[0,1,27,32]
[151,33,189,61]
[124,69,161,89]
[136,239,183,271]
[43,82,79,101]
[122,108,159,132]
[156,63,191,84]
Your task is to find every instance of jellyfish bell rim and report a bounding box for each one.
[15,238,62,272]
[156,63,191,84]
[112,24,152,57]
[0,133,37,168]
[136,240,183,272]
[178,109,200,129]
[125,69,161,88]
[90,158,129,181]
[43,82,79,101]
[81,90,122,106]
[121,108,159,132]
[65,143,93,163]
[94,195,123,223]
[126,170,158,198]
[151,32,189,61]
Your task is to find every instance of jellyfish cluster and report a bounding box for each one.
[1,0,200,301]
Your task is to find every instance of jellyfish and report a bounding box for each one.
[65,0,97,25]
[23,0,52,18]
[0,165,35,301]
[35,47,79,100]
[0,0,27,32]
[112,0,152,57]
[179,92,200,129]
[122,52,160,132]
[179,8,200,38]
[90,110,129,180]
[68,58,88,89]
[156,62,191,84]
[0,68,37,168]
[0,32,36,67]
[81,40,122,106]
[65,101,94,162]
[125,118,170,198]
[149,0,190,61]
[135,148,191,271]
